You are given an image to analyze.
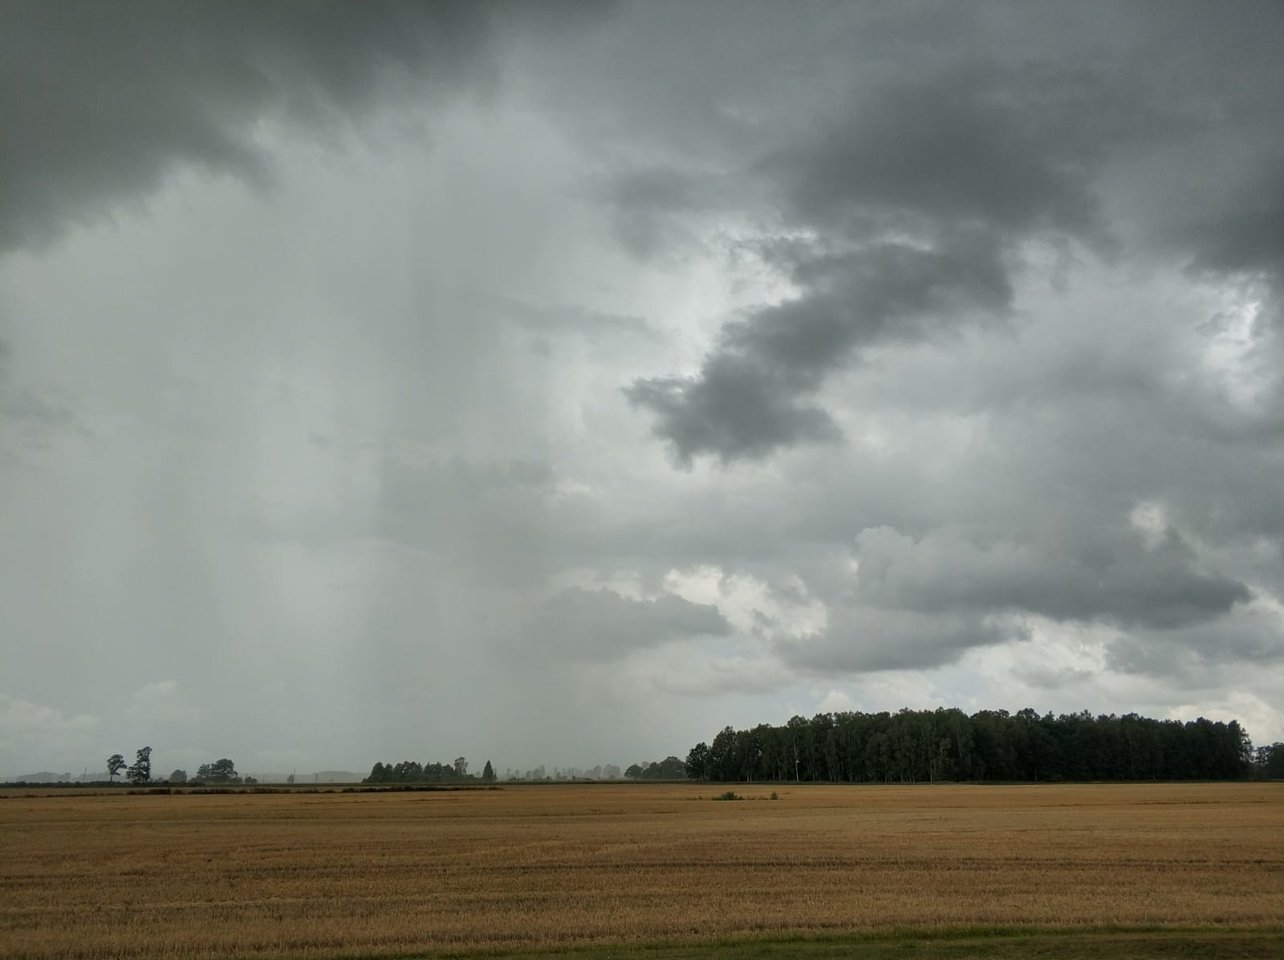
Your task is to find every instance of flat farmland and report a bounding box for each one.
[1,783,1280,959]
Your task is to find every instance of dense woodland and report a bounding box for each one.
[685,709,1257,783]
[364,758,495,783]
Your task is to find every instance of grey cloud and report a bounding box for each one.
[374,454,563,587]
[615,279,1279,665]
[782,606,1026,674]
[0,0,588,253]
[593,165,731,260]
[4,1,1284,771]
[853,525,1252,631]
[1107,605,1284,678]
[628,235,1011,462]
[0,341,88,451]
[491,294,655,344]
[1124,4,1284,288]
[1,388,83,435]
[627,56,1137,463]
[640,654,787,698]
[779,511,1257,677]
[732,238,1012,367]
[606,166,703,214]
[1106,11,1284,345]
[1184,159,1284,281]
[626,353,841,466]
[526,587,731,662]
[619,7,1284,466]
[768,61,1131,242]
[1011,663,1096,691]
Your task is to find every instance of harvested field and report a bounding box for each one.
[1,782,1280,959]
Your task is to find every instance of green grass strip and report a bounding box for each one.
[393,926,1283,960]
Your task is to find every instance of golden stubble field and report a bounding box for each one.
[1,782,1280,959]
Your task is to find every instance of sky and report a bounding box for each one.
[2,1,1282,778]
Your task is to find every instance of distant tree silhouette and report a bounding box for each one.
[363,758,474,783]
[195,759,239,783]
[126,746,151,784]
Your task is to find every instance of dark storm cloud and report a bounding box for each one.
[783,607,1026,674]
[527,586,731,662]
[593,0,1284,672]
[0,0,605,253]
[851,525,1251,631]
[769,61,1132,239]
[1184,160,1284,281]
[628,234,1013,464]
[1104,600,1284,685]
[1109,603,1284,677]
[605,3,1283,693]
[622,5,1284,465]
[627,57,1142,462]
[625,354,842,466]
[1119,4,1284,290]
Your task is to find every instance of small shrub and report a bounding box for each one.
[713,790,742,801]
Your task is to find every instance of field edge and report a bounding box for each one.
[383,925,1284,960]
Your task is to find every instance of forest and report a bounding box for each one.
[684,709,1256,783]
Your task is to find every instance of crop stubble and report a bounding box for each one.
[1,782,1280,958]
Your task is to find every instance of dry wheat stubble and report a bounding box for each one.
[0,782,1280,959]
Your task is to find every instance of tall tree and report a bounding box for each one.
[106,753,126,783]
[481,760,495,783]
[126,746,151,784]
[685,742,710,781]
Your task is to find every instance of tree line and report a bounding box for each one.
[85,712,1283,789]
[105,750,252,785]
[363,757,496,783]
[684,708,1259,783]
